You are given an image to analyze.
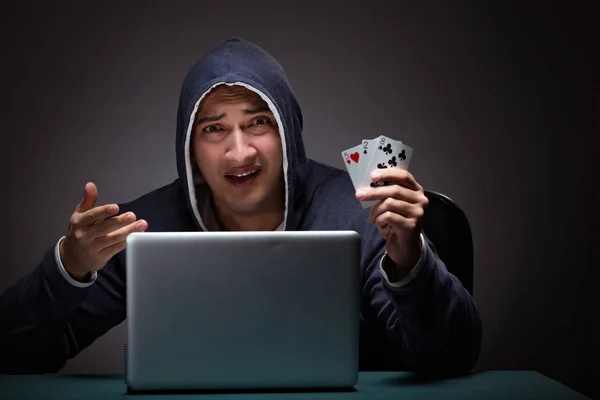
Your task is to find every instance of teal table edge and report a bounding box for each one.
[0,370,591,399]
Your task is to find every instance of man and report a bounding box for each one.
[0,38,482,376]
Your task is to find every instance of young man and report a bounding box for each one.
[0,38,482,376]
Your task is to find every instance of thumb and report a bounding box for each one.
[75,182,98,213]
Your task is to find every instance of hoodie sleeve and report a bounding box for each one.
[0,240,126,374]
[361,224,483,377]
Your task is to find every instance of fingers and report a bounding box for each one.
[369,197,424,223]
[75,182,99,213]
[88,211,137,237]
[72,182,120,228]
[373,210,419,232]
[370,168,421,191]
[358,183,425,205]
[75,203,120,228]
[92,218,148,252]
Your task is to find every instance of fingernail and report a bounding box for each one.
[108,205,117,214]
[125,213,135,223]
[136,221,146,231]
[356,191,366,199]
[371,171,380,180]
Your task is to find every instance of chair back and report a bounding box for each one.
[422,190,474,294]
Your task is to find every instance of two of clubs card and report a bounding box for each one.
[341,135,413,208]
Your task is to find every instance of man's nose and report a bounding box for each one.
[226,127,257,164]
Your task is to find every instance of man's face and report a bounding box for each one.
[192,85,284,215]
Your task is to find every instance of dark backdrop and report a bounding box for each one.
[2,1,598,398]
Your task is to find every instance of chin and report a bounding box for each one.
[229,194,271,214]
[215,175,283,215]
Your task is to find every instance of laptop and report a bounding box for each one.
[125,230,361,393]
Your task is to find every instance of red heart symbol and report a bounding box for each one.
[350,152,360,164]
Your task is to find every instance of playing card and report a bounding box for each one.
[358,136,413,208]
[342,135,412,208]
[341,138,377,189]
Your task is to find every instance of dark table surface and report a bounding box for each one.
[0,370,591,400]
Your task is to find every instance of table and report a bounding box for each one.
[0,371,590,399]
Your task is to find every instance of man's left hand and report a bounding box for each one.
[356,168,429,279]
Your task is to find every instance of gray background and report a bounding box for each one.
[2,1,598,399]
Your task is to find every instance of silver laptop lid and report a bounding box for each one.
[125,230,361,391]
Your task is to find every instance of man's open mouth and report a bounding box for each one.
[225,168,261,186]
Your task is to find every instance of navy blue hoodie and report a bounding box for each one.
[0,38,482,375]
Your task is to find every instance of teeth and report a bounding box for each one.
[230,169,258,178]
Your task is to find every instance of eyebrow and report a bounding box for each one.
[195,106,271,125]
[243,106,271,115]
[196,113,225,125]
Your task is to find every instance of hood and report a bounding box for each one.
[175,38,307,231]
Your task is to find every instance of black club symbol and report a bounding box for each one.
[379,143,393,155]
[388,156,397,167]
[370,181,388,187]
[377,163,388,169]
[398,150,406,161]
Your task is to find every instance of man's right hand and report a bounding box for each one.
[59,182,148,281]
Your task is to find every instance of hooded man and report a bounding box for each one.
[0,38,482,376]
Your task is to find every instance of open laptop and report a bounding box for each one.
[125,230,361,393]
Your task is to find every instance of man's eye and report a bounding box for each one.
[252,117,271,126]
[202,125,222,133]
